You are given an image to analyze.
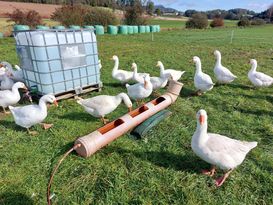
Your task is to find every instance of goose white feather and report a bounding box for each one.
[77,93,132,120]
[126,74,153,101]
[112,55,133,83]
[132,63,169,90]
[214,50,237,83]
[248,59,273,87]
[9,94,57,129]
[0,82,27,112]
[191,109,257,186]
[156,61,185,81]
[193,56,214,93]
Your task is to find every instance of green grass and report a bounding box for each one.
[0,22,273,204]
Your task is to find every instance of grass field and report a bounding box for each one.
[0,22,273,204]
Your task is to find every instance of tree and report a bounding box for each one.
[146,1,154,15]
[155,8,161,16]
[237,17,250,27]
[186,13,208,29]
[124,0,147,25]
[184,10,198,17]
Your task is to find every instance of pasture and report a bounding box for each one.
[0,21,272,204]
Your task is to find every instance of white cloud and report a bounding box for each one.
[247,2,271,11]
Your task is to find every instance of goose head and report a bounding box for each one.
[40,94,58,107]
[193,56,201,64]
[118,92,133,112]
[131,62,137,71]
[156,61,163,68]
[196,109,207,127]
[12,82,28,91]
[249,59,257,72]
[112,55,118,61]
[214,50,221,57]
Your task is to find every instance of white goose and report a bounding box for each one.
[214,50,237,83]
[156,61,185,81]
[191,109,257,187]
[77,93,133,124]
[248,59,273,87]
[0,62,24,82]
[193,56,214,95]
[0,72,14,90]
[132,63,169,90]
[9,94,58,134]
[126,74,153,103]
[112,55,133,83]
[0,82,27,114]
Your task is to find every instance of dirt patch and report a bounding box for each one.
[0,1,61,18]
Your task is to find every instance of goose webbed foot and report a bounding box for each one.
[101,117,109,125]
[201,165,216,177]
[27,128,38,135]
[215,169,233,187]
[41,123,54,130]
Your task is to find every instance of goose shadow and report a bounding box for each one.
[59,111,98,122]
[103,82,126,88]
[225,83,253,90]
[180,86,196,98]
[235,107,273,116]
[240,93,273,104]
[0,192,34,205]
[0,120,26,132]
[104,146,209,173]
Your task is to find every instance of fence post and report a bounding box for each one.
[230,30,234,44]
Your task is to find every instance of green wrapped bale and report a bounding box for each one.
[0,32,3,38]
[118,25,128,34]
[95,25,104,35]
[69,25,81,29]
[13,25,30,31]
[156,25,161,32]
[130,109,172,139]
[52,25,65,30]
[36,25,50,30]
[150,25,157,32]
[127,26,134,34]
[133,26,139,33]
[107,25,118,35]
[145,25,150,33]
[138,25,146,33]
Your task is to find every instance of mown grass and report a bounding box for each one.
[0,23,272,204]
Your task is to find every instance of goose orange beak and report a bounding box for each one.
[199,115,205,125]
[53,100,58,107]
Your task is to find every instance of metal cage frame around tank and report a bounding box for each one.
[13,28,101,95]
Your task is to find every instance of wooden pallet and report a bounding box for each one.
[55,84,102,100]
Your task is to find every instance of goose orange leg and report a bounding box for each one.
[215,169,233,187]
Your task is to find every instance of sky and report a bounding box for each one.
[152,0,272,12]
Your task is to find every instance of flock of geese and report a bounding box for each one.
[0,50,272,186]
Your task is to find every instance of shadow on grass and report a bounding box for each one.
[180,86,196,98]
[226,83,253,90]
[0,192,34,205]
[235,107,273,116]
[0,120,25,132]
[103,82,125,88]
[59,111,97,122]
[105,147,208,173]
[240,93,273,104]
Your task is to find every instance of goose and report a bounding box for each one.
[0,62,24,82]
[156,61,185,81]
[77,93,133,124]
[248,59,273,87]
[98,59,102,70]
[0,72,14,90]
[9,94,58,135]
[0,82,27,114]
[191,109,257,187]
[132,63,170,90]
[112,55,133,83]
[126,74,153,104]
[214,50,237,83]
[0,64,6,79]
[193,56,214,95]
